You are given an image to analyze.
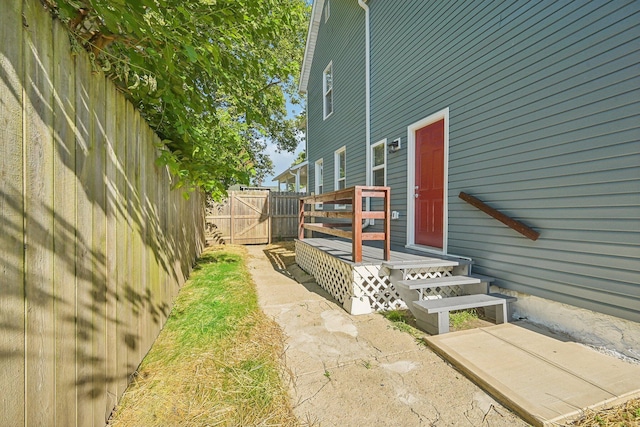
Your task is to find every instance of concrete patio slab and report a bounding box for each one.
[425,323,640,426]
[247,244,528,427]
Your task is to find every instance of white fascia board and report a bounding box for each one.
[298,0,325,94]
[291,160,308,171]
[273,160,309,182]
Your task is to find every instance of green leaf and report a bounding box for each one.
[185,45,197,63]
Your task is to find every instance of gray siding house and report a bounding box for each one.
[300,0,640,327]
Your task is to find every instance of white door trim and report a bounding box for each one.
[406,107,450,254]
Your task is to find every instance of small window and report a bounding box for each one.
[323,62,333,119]
[315,159,323,210]
[335,147,346,190]
[335,147,346,209]
[371,140,386,187]
[324,0,330,22]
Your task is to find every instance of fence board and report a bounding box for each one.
[0,0,25,425]
[75,46,94,426]
[90,68,108,427]
[105,79,118,417]
[52,17,78,426]
[24,1,56,424]
[114,86,129,399]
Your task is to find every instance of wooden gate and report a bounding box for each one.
[206,191,305,245]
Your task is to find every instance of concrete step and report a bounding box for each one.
[414,293,516,314]
[412,293,517,335]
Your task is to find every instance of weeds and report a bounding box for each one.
[567,397,640,426]
[381,309,426,343]
[449,309,478,330]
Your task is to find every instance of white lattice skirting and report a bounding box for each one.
[295,240,454,314]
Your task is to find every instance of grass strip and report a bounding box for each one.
[108,246,298,427]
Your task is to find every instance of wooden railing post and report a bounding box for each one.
[298,198,305,240]
[352,187,363,263]
[384,187,391,261]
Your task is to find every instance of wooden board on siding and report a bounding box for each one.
[0,0,25,424]
[23,1,56,424]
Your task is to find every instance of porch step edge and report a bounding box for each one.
[382,259,468,270]
[395,275,482,290]
[414,293,517,314]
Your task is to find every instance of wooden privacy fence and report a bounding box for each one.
[206,191,306,244]
[0,1,205,425]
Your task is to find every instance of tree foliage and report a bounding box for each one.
[46,0,309,198]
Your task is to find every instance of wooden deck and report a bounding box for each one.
[298,237,469,266]
[295,238,473,314]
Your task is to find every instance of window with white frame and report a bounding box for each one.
[323,62,333,119]
[315,158,323,209]
[371,140,387,186]
[324,0,330,22]
[334,147,346,209]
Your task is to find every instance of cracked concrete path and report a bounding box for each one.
[246,244,528,427]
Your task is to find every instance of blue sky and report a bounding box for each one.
[262,100,305,187]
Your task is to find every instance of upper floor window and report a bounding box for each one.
[324,0,330,22]
[371,140,387,186]
[323,62,333,119]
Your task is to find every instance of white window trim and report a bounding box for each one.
[324,0,330,22]
[314,158,323,210]
[323,62,333,120]
[371,139,387,187]
[334,146,346,209]
[406,107,450,254]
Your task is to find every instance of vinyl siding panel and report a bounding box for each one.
[364,0,640,322]
[306,0,366,195]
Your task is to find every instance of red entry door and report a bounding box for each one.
[414,119,445,248]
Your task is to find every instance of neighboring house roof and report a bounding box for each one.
[299,0,326,94]
[273,160,308,183]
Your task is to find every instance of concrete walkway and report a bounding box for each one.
[245,245,640,426]
[426,324,640,426]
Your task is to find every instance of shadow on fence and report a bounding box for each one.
[0,2,205,425]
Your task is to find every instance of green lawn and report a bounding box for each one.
[108,246,298,427]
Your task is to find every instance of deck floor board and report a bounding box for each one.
[297,238,460,266]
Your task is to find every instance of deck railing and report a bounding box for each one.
[299,186,391,262]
